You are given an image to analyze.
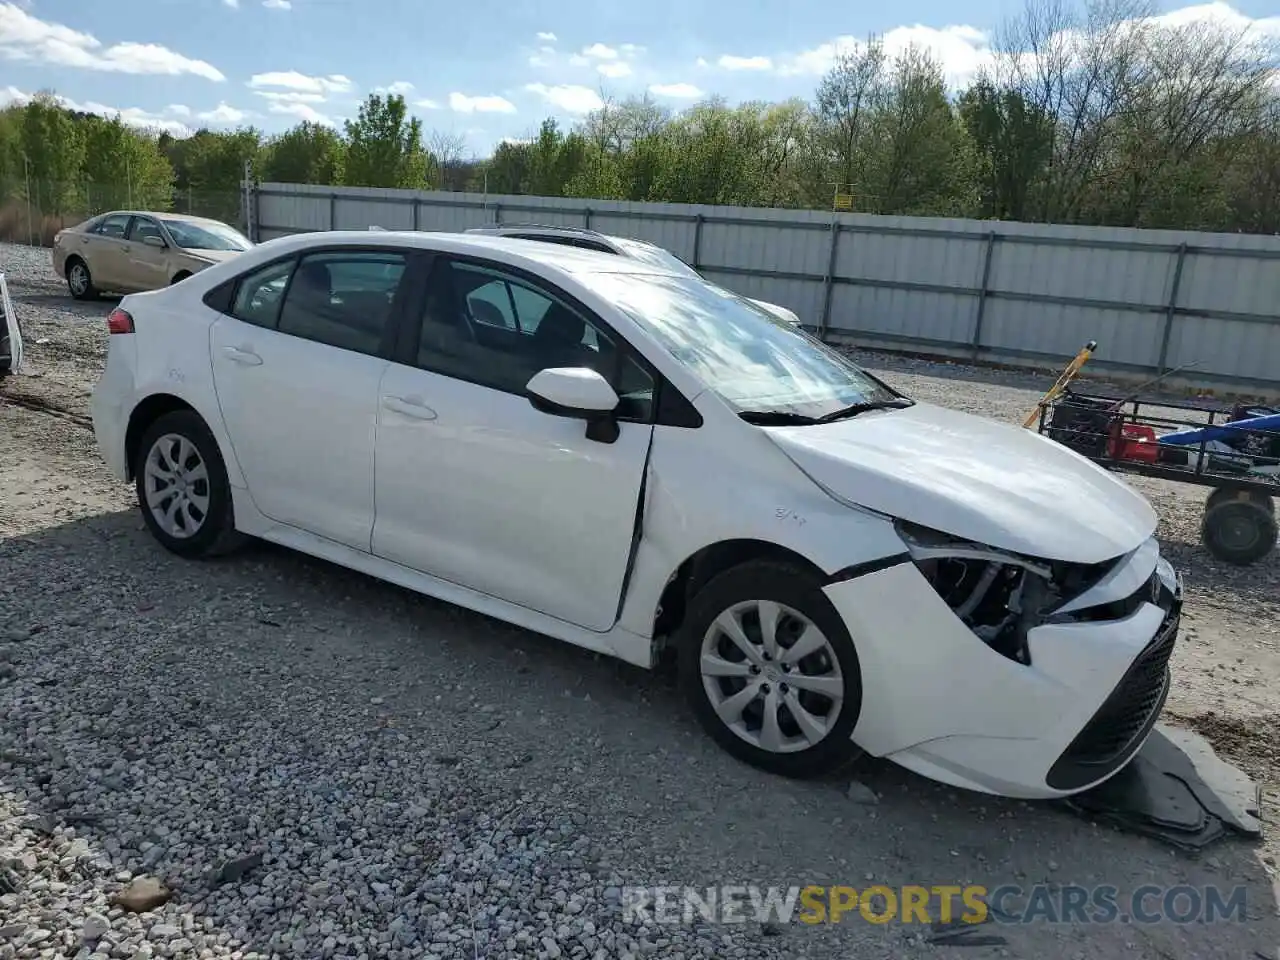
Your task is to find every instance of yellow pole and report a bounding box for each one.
[1023,340,1097,429]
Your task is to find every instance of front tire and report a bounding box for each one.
[678,560,864,778]
[66,258,97,301]
[134,410,245,558]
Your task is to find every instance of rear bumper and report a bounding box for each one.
[822,553,1181,799]
[90,337,136,481]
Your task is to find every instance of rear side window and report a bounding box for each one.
[231,259,295,329]
[276,251,407,356]
[93,214,131,239]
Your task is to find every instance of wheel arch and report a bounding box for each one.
[652,538,828,646]
[124,394,215,482]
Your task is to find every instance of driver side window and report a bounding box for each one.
[413,259,654,421]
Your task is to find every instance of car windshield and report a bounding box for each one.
[610,237,703,280]
[161,219,252,252]
[578,271,905,419]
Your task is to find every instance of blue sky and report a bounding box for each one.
[1,0,1277,155]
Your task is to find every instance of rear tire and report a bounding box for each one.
[134,410,246,558]
[1206,486,1275,516]
[678,559,864,779]
[66,258,97,301]
[1202,496,1277,566]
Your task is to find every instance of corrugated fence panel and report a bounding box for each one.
[251,182,1280,391]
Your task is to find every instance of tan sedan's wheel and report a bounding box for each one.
[67,258,97,301]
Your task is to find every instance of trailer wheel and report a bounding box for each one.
[1202,497,1278,566]
[1206,487,1275,516]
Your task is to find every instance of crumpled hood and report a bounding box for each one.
[766,401,1157,564]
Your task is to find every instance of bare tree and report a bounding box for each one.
[425,129,468,191]
[811,37,889,203]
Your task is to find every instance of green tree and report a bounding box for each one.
[262,122,346,185]
[20,93,85,214]
[343,94,430,189]
[79,115,174,211]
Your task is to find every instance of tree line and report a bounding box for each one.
[1,0,1277,238]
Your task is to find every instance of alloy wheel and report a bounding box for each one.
[69,263,89,296]
[143,433,211,539]
[699,599,845,754]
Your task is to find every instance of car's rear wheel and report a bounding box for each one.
[678,559,864,778]
[134,410,245,558]
[66,258,97,300]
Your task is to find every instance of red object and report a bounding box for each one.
[106,308,134,334]
[1106,422,1160,463]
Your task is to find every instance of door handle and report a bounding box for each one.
[382,395,437,421]
[223,346,263,366]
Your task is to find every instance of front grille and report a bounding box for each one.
[1046,606,1179,791]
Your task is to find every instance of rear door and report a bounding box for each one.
[81,213,135,290]
[0,272,20,376]
[208,247,415,550]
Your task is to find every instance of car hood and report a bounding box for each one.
[747,298,800,325]
[764,401,1157,564]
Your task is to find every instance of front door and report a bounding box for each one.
[208,249,411,550]
[123,216,172,290]
[371,257,656,631]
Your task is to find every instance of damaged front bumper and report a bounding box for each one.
[822,536,1181,799]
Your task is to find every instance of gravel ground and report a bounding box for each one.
[2,240,1279,960]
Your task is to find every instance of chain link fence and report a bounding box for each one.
[0,179,246,247]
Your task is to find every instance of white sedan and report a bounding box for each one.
[90,230,1182,799]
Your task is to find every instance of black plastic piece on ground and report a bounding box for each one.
[1063,723,1261,851]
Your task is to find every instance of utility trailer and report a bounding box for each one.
[1035,389,1279,565]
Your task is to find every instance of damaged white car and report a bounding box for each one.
[89,230,1182,799]
[0,273,21,379]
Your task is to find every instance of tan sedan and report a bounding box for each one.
[52,211,253,300]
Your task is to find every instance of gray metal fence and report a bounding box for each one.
[249,182,1280,394]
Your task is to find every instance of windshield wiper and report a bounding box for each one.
[815,397,915,423]
[738,410,822,425]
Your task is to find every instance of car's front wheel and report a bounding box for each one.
[678,559,864,778]
[134,410,245,558]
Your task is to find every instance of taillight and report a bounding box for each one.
[107,308,134,334]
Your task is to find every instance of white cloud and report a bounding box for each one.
[263,0,291,9]
[695,56,709,68]
[580,42,618,60]
[529,45,557,67]
[167,103,192,117]
[597,61,632,78]
[536,31,557,41]
[0,84,28,106]
[774,3,1280,90]
[449,91,516,113]
[524,82,604,113]
[415,98,441,109]
[718,54,772,71]
[198,102,248,123]
[222,0,239,7]
[0,3,226,80]
[267,100,335,125]
[1,86,196,134]
[254,89,326,104]
[375,81,414,95]
[649,82,703,98]
[500,136,533,146]
[248,70,353,94]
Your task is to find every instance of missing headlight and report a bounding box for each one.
[895,520,1115,665]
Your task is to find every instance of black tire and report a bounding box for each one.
[677,559,864,779]
[170,271,192,285]
[1206,486,1275,516]
[1202,498,1278,566]
[134,409,246,558]
[66,257,97,301]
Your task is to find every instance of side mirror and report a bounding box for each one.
[142,235,166,248]
[525,367,621,443]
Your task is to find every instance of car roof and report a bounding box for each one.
[260,230,679,280]
[90,211,232,227]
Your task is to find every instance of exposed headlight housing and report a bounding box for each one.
[894,519,1117,666]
